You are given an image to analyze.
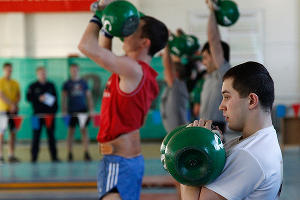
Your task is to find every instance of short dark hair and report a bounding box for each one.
[140,16,168,57]
[223,61,274,112]
[3,62,12,69]
[201,41,230,62]
[69,63,79,68]
[36,66,46,72]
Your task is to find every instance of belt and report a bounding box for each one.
[99,143,114,155]
[98,143,141,158]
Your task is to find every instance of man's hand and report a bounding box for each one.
[206,0,213,10]
[187,119,224,140]
[9,104,17,113]
[39,94,45,103]
[206,0,220,11]
[88,110,96,118]
[193,103,200,117]
[187,119,213,130]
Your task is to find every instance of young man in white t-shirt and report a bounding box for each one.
[181,61,283,200]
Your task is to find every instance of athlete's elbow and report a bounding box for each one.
[78,41,89,56]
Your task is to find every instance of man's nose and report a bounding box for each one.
[219,102,225,111]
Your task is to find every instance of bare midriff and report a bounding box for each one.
[99,130,141,158]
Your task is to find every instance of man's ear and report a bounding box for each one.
[142,38,151,49]
[248,93,259,110]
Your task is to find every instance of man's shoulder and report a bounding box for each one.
[29,81,38,87]
[228,128,281,169]
[221,61,231,68]
[10,79,20,86]
[0,78,18,85]
[63,79,71,86]
[138,60,158,78]
[79,78,88,84]
[46,81,55,86]
[0,78,6,87]
[224,148,264,180]
[230,148,258,161]
[64,79,72,83]
[215,61,231,76]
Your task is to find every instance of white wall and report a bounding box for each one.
[24,13,91,57]
[0,13,26,56]
[0,0,299,103]
[245,0,299,104]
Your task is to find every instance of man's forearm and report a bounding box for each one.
[207,10,224,68]
[61,94,67,113]
[16,93,21,104]
[78,23,102,59]
[0,92,13,106]
[99,30,113,50]
[162,46,175,87]
[180,184,201,200]
[87,92,94,113]
[78,23,119,73]
[207,11,220,42]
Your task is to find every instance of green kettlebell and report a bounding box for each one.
[160,124,187,170]
[102,0,140,37]
[118,11,144,42]
[169,35,189,57]
[215,0,239,27]
[164,126,226,186]
[184,35,200,56]
[167,33,176,46]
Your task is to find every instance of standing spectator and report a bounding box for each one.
[62,63,94,162]
[26,67,60,163]
[0,62,21,163]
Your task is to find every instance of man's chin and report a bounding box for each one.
[228,125,242,133]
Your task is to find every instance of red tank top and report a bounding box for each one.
[97,61,159,143]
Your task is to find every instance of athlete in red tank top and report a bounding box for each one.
[98,61,159,143]
[78,10,168,199]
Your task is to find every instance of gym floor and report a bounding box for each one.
[0,137,299,200]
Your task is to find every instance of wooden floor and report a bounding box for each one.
[0,156,179,200]
[0,142,299,199]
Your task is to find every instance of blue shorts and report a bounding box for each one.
[97,155,144,200]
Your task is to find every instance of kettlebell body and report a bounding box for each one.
[160,124,187,169]
[102,0,140,37]
[163,126,226,186]
[215,0,239,27]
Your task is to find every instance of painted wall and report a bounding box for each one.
[0,57,167,140]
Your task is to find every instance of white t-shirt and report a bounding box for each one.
[206,126,283,200]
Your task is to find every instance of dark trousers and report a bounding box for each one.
[31,117,58,162]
